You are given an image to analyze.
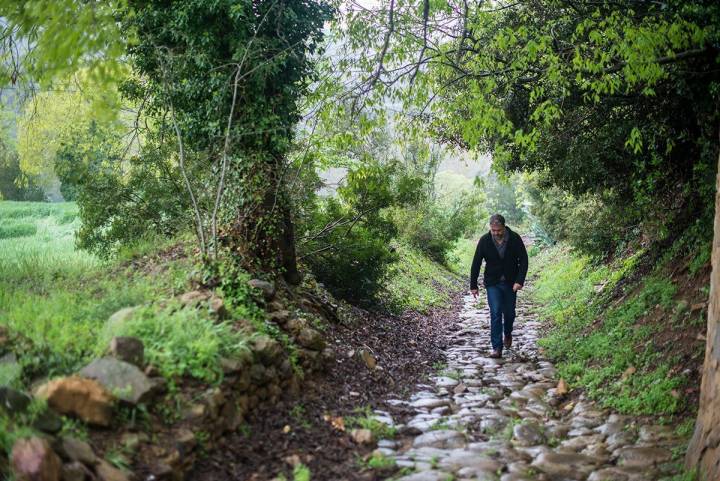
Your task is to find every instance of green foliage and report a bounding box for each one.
[293,464,311,481]
[339,0,719,258]
[298,160,423,303]
[57,127,194,258]
[119,0,333,263]
[0,221,37,239]
[382,243,459,313]
[0,0,131,87]
[392,187,483,264]
[447,237,478,277]
[363,451,396,470]
[0,141,44,202]
[103,303,251,385]
[16,85,125,199]
[532,244,692,415]
[0,201,206,381]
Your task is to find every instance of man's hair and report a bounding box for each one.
[489,214,506,226]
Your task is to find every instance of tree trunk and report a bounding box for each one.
[686,149,720,479]
[278,202,301,285]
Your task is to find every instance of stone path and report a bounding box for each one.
[374,294,686,481]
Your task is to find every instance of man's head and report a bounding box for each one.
[489,214,506,240]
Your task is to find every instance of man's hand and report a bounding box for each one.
[513,283,523,292]
[470,289,478,299]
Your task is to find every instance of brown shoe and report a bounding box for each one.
[504,334,512,349]
[489,349,502,358]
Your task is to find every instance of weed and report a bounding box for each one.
[363,451,396,470]
[532,244,687,415]
[105,444,132,471]
[347,406,397,439]
[675,419,695,438]
[382,242,460,313]
[432,361,448,372]
[290,404,312,430]
[103,303,252,384]
[59,417,89,441]
[429,419,453,431]
[293,463,311,481]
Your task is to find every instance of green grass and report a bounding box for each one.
[447,237,477,276]
[102,303,251,385]
[346,406,397,440]
[0,201,255,385]
[382,242,460,313]
[531,243,690,416]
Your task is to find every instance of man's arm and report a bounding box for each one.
[470,239,484,292]
[515,235,529,287]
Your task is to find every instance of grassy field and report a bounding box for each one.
[0,201,238,385]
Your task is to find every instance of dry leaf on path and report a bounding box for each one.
[556,378,568,395]
[323,414,346,431]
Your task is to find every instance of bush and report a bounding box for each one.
[56,129,196,258]
[298,161,422,303]
[392,190,481,264]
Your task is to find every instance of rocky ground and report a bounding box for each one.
[372,292,687,481]
[190,287,464,480]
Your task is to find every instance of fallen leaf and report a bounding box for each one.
[556,378,568,396]
[283,454,301,467]
[323,414,345,432]
[359,349,376,370]
[621,366,636,381]
[453,383,467,395]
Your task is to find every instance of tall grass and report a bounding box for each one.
[0,201,97,287]
[0,201,194,376]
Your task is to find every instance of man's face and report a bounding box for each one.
[490,223,505,240]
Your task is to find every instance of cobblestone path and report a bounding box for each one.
[375,294,686,481]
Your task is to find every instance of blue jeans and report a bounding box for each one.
[486,281,517,351]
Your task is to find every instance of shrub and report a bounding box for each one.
[298,161,421,303]
[55,129,195,258]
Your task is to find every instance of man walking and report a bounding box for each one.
[470,214,529,358]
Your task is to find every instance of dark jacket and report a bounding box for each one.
[470,227,529,290]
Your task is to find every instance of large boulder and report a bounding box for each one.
[109,337,144,367]
[35,377,114,427]
[11,437,62,481]
[79,358,153,405]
